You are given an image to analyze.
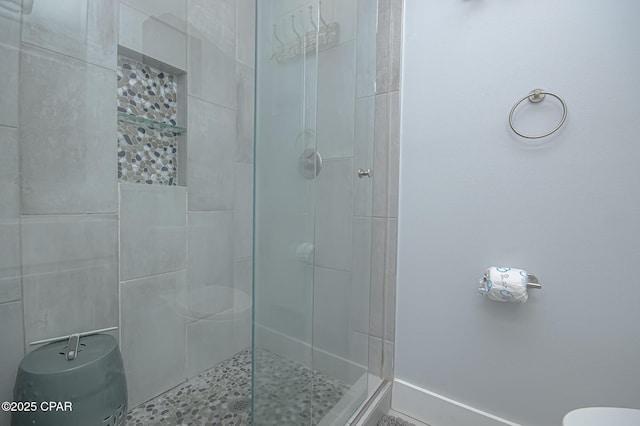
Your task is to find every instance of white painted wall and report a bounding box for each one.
[396,1,640,425]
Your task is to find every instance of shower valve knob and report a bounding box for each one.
[357,169,372,178]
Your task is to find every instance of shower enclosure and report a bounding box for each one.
[253,0,378,424]
[0,0,378,424]
[253,0,377,425]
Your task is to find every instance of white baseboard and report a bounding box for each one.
[392,379,521,426]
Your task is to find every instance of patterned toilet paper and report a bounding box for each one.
[478,267,529,303]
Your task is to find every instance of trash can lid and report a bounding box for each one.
[20,334,118,375]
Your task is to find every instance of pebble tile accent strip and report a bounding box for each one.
[126,348,350,425]
[117,55,179,185]
[117,55,178,123]
[117,122,178,185]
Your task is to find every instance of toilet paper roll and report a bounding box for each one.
[478,267,528,303]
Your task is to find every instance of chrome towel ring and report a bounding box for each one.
[509,89,567,139]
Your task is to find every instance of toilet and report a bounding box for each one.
[563,407,640,426]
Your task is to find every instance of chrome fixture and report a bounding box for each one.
[509,88,568,139]
[357,169,372,179]
[299,149,322,179]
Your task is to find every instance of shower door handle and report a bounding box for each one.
[357,169,372,178]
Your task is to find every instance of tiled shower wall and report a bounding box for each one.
[0,0,256,416]
[369,0,402,381]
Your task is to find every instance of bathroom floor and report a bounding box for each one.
[126,348,349,425]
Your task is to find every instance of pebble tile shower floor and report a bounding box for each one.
[377,415,416,426]
[126,349,349,425]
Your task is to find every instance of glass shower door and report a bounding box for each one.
[253,1,318,424]
[253,0,375,424]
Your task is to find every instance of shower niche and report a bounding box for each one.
[116,47,187,186]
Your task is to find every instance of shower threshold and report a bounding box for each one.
[126,348,349,425]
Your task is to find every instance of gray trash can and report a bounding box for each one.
[12,334,127,426]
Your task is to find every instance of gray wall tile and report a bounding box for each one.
[232,302,252,354]
[313,267,351,358]
[233,257,252,298]
[375,0,391,94]
[0,6,21,46]
[0,301,24,426]
[351,217,372,335]
[186,309,248,378]
[22,215,119,344]
[382,340,394,380]
[188,0,235,57]
[315,159,353,271]
[121,270,187,408]
[20,46,117,214]
[0,8,19,128]
[373,94,389,218]
[354,96,375,217]
[187,97,236,211]
[22,0,117,69]
[356,0,378,99]
[119,4,187,72]
[388,91,401,219]
[187,211,233,319]
[233,163,253,259]
[0,127,21,304]
[0,127,19,218]
[120,184,187,280]
[317,42,356,159]
[188,34,236,108]
[384,219,397,342]
[369,218,386,339]
[0,220,20,305]
[186,315,233,378]
[236,0,255,68]
[348,329,370,376]
[389,0,403,92]
[0,44,18,127]
[188,0,236,108]
[368,335,382,377]
[236,62,255,164]
[120,0,187,33]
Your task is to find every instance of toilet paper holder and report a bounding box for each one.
[479,267,541,303]
[526,274,542,289]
